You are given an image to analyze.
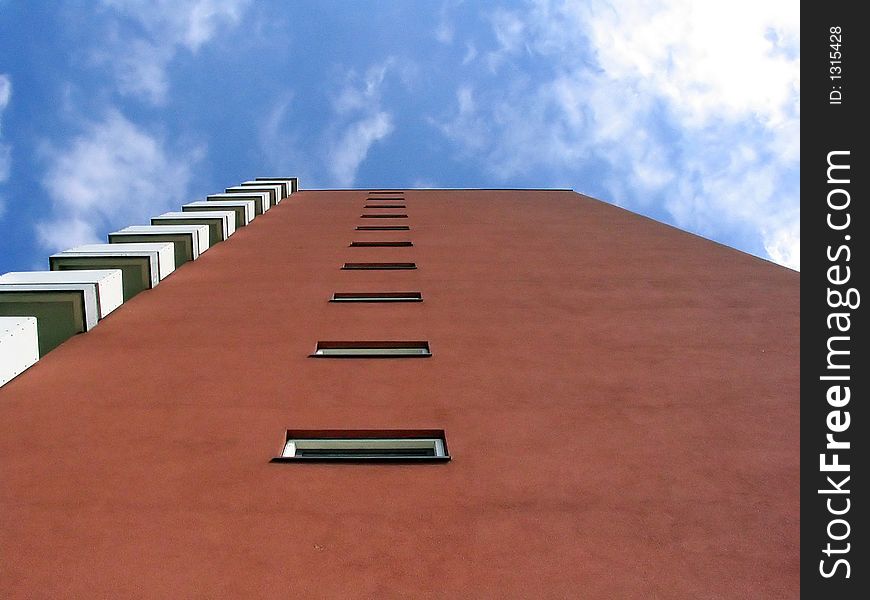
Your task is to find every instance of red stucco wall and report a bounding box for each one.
[0,190,800,598]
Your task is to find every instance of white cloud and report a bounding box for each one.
[36,110,204,251]
[436,86,488,154]
[96,0,252,104]
[438,0,800,269]
[763,219,800,271]
[585,0,799,127]
[435,0,465,45]
[462,42,478,65]
[333,62,391,115]
[585,0,801,268]
[35,217,102,253]
[102,0,251,51]
[260,92,294,152]
[0,73,11,217]
[328,112,393,187]
[411,178,440,189]
[435,18,454,45]
[106,39,175,105]
[485,9,528,70]
[324,61,397,187]
[257,92,324,187]
[0,142,8,183]
[257,60,398,189]
[0,73,10,120]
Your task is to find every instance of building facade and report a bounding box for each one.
[0,187,800,597]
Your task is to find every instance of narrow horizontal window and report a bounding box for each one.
[272,430,449,462]
[363,204,406,209]
[342,262,416,270]
[311,340,431,357]
[331,292,422,302]
[356,225,410,231]
[349,241,413,247]
[360,214,408,218]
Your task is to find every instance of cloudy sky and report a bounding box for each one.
[0,0,800,273]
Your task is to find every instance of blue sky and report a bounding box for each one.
[0,0,800,273]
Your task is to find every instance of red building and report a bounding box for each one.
[0,187,800,597]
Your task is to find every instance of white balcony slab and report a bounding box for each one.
[50,242,174,301]
[226,184,281,207]
[152,211,235,244]
[243,179,290,199]
[0,270,123,318]
[207,192,270,215]
[0,282,100,355]
[109,224,209,267]
[255,176,298,193]
[183,200,253,229]
[0,317,40,387]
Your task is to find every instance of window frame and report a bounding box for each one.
[310,340,431,357]
[271,429,450,463]
[356,225,410,231]
[349,241,413,247]
[330,291,422,302]
[342,262,416,270]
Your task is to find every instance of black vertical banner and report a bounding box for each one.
[802,3,866,597]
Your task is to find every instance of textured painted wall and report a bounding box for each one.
[0,190,799,598]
